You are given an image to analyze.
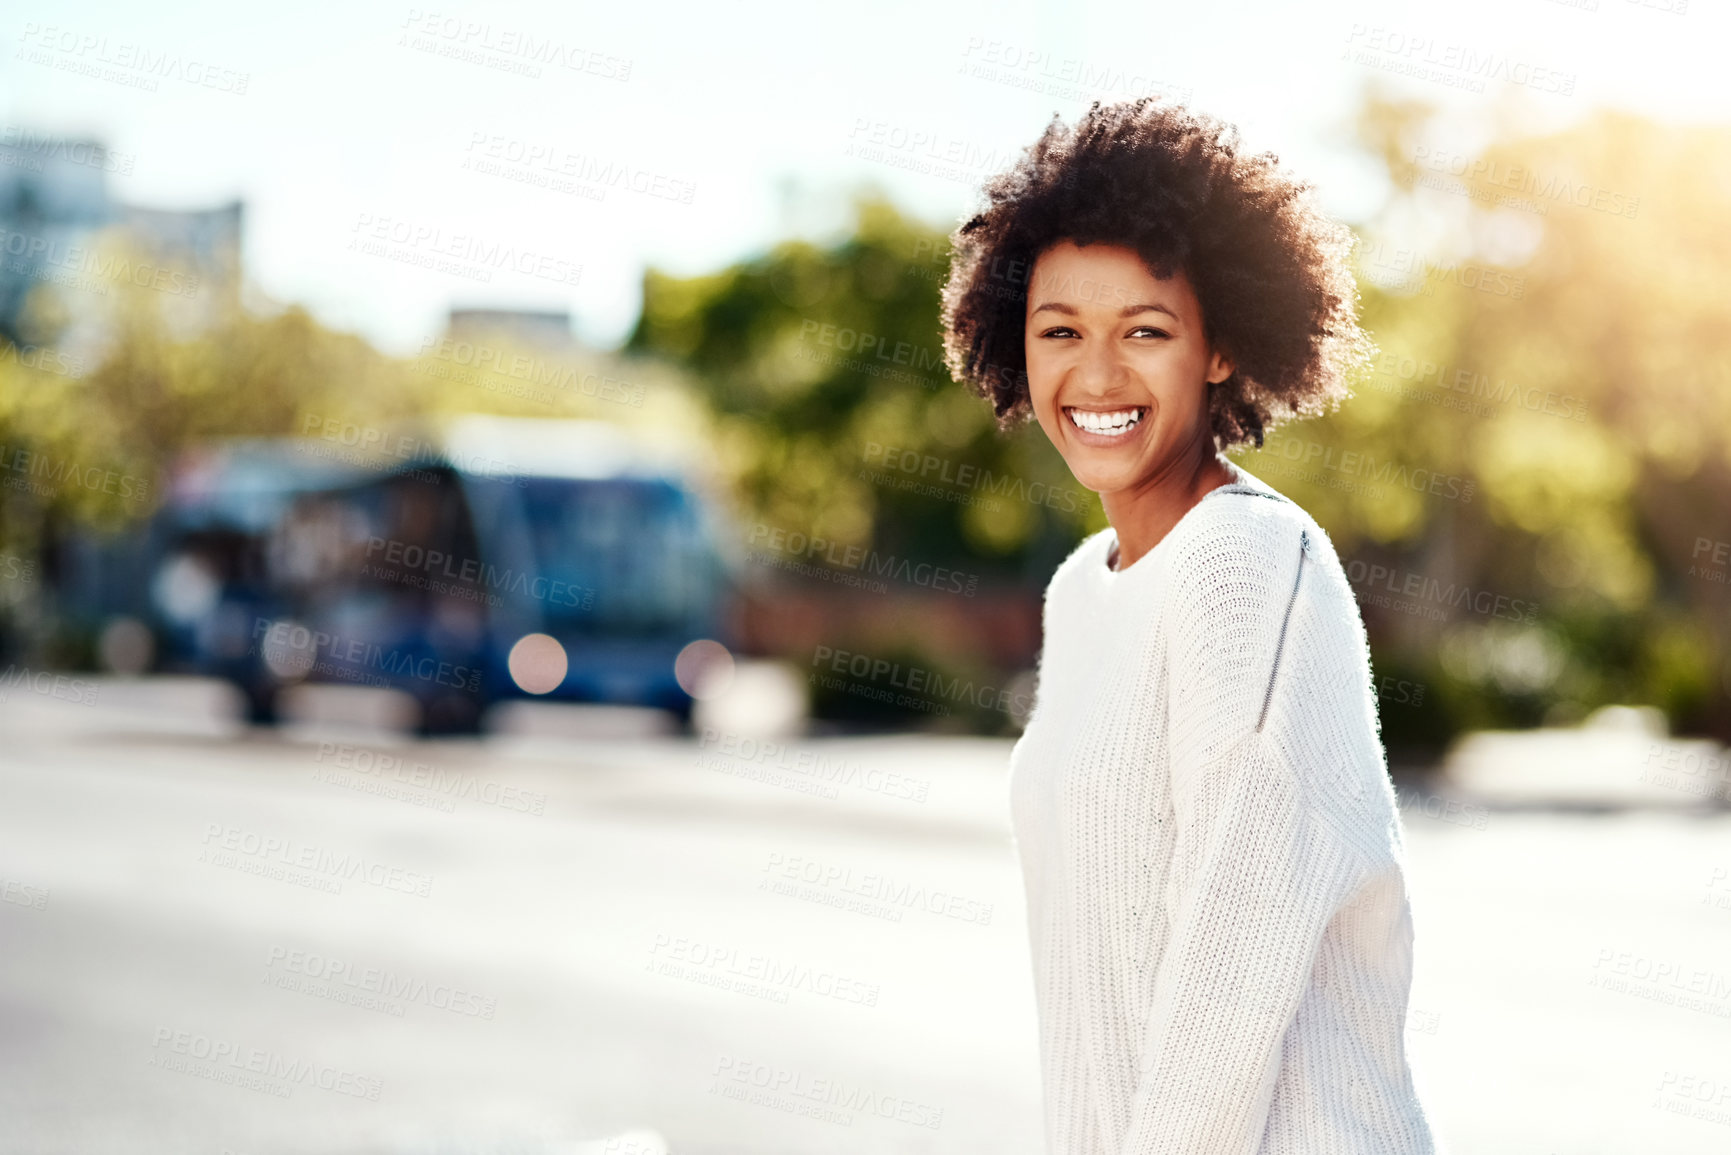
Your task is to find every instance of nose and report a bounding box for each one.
[1071,329,1126,399]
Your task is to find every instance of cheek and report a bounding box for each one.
[1022,331,1046,367]
[1141,346,1211,411]
[1023,339,1059,401]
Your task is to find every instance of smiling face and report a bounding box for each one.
[1023,241,1233,495]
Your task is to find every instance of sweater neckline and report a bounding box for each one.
[1098,458,1273,579]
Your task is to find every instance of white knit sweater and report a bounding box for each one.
[1008,461,1441,1154]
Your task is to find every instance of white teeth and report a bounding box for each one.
[1065,407,1144,435]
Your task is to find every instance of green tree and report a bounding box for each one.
[627,191,1097,581]
[1229,89,1731,742]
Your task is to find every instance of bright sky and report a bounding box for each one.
[6,0,1723,354]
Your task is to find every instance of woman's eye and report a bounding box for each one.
[1128,326,1170,339]
[1038,326,1078,339]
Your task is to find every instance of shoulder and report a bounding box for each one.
[1160,489,1314,633]
[1158,491,1315,750]
[1169,490,1365,659]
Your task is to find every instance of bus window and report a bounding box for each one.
[516,478,715,635]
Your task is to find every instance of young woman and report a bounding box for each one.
[941,100,1441,1153]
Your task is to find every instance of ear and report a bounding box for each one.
[1205,347,1234,385]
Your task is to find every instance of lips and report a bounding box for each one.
[1063,406,1147,438]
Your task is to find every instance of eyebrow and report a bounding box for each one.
[1030,301,1180,321]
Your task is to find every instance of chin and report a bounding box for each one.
[1062,455,1144,494]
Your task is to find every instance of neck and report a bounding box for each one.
[1102,437,1234,571]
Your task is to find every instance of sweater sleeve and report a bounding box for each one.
[1120,507,1370,1155]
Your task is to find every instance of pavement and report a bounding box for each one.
[1,677,1729,1154]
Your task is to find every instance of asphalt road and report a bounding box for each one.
[1,679,1729,1154]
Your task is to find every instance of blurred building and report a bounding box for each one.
[446,306,577,349]
[0,128,242,360]
[113,200,244,327]
[0,131,110,348]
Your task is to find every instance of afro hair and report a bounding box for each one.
[940,97,1371,450]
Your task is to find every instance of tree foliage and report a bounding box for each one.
[5,93,1728,742]
[632,103,1731,743]
[1229,91,1731,740]
[627,193,1098,584]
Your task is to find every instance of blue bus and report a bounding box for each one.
[137,417,735,733]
